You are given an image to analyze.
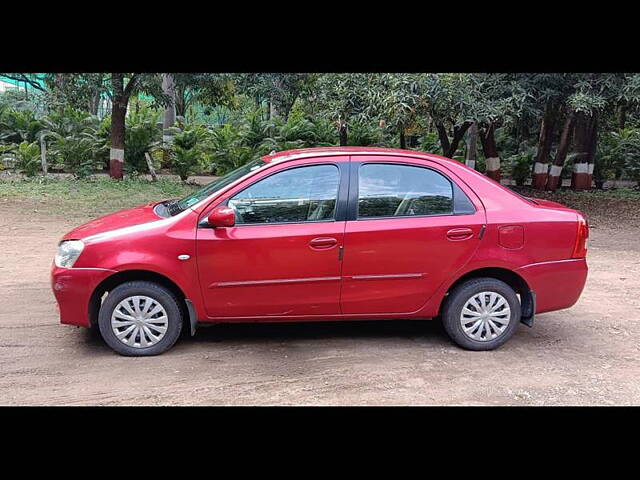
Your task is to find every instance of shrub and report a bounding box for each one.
[205,123,251,175]
[40,108,106,178]
[48,132,103,178]
[124,120,160,174]
[15,141,41,177]
[168,124,209,181]
[619,129,640,187]
[348,121,383,147]
[595,130,628,188]
[504,145,536,186]
[0,108,44,144]
[418,131,441,155]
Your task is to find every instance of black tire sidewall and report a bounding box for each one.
[98,281,183,356]
[442,278,520,351]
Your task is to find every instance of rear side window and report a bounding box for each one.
[228,164,340,224]
[358,163,459,218]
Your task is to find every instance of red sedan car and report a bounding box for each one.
[51,147,588,356]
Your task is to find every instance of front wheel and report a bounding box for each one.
[441,278,520,351]
[98,281,183,356]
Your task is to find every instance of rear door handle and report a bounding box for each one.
[309,237,338,249]
[446,228,474,241]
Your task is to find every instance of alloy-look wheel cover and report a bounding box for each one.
[111,295,169,348]
[459,291,511,342]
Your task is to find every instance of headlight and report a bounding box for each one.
[54,240,85,268]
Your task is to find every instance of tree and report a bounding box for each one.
[422,73,475,158]
[0,74,46,93]
[469,74,532,181]
[107,73,169,179]
[367,73,424,149]
[42,73,109,115]
[313,73,374,146]
[171,73,236,119]
[465,122,478,169]
[235,73,317,121]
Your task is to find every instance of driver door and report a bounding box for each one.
[196,158,349,319]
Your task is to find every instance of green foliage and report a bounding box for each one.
[595,129,630,183]
[418,131,442,154]
[261,111,337,151]
[42,108,105,178]
[0,108,44,144]
[124,120,160,175]
[166,123,209,181]
[15,141,41,176]
[3,72,640,189]
[611,128,640,186]
[346,122,381,147]
[504,144,536,186]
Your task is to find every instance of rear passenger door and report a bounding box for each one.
[340,157,485,315]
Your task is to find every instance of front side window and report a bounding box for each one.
[228,164,340,224]
[358,163,454,218]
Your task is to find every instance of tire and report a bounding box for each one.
[98,281,183,356]
[441,277,520,351]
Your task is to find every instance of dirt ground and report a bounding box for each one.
[0,200,639,405]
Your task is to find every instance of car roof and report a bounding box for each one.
[260,146,461,167]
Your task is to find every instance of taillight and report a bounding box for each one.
[572,214,589,258]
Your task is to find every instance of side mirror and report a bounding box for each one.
[207,206,236,228]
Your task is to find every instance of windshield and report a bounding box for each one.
[176,158,267,211]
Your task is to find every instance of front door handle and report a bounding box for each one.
[309,237,338,249]
[446,228,474,241]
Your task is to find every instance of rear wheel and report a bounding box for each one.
[442,277,520,351]
[98,281,183,356]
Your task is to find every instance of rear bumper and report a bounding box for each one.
[516,258,588,314]
[51,264,116,327]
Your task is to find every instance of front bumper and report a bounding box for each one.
[51,264,116,327]
[516,258,588,314]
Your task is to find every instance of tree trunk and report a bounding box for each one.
[269,101,278,120]
[532,102,556,190]
[399,128,406,149]
[435,122,450,156]
[88,91,100,116]
[446,121,473,158]
[338,117,348,146]
[585,113,598,189]
[480,122,500,182]
[162,74,176,138]
[465,122,478,169]
[54,74,65,91]
[145,152,158,182]
[109,73,127,179]
[617,103,627,130]
[162,74,176,168]
[546,110,575,191]
[571,111,594,190]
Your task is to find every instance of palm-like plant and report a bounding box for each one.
[41,107,105,177]
[0,108,44,144]
[14,141,41,176]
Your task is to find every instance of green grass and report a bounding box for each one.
[0,176,201,219]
